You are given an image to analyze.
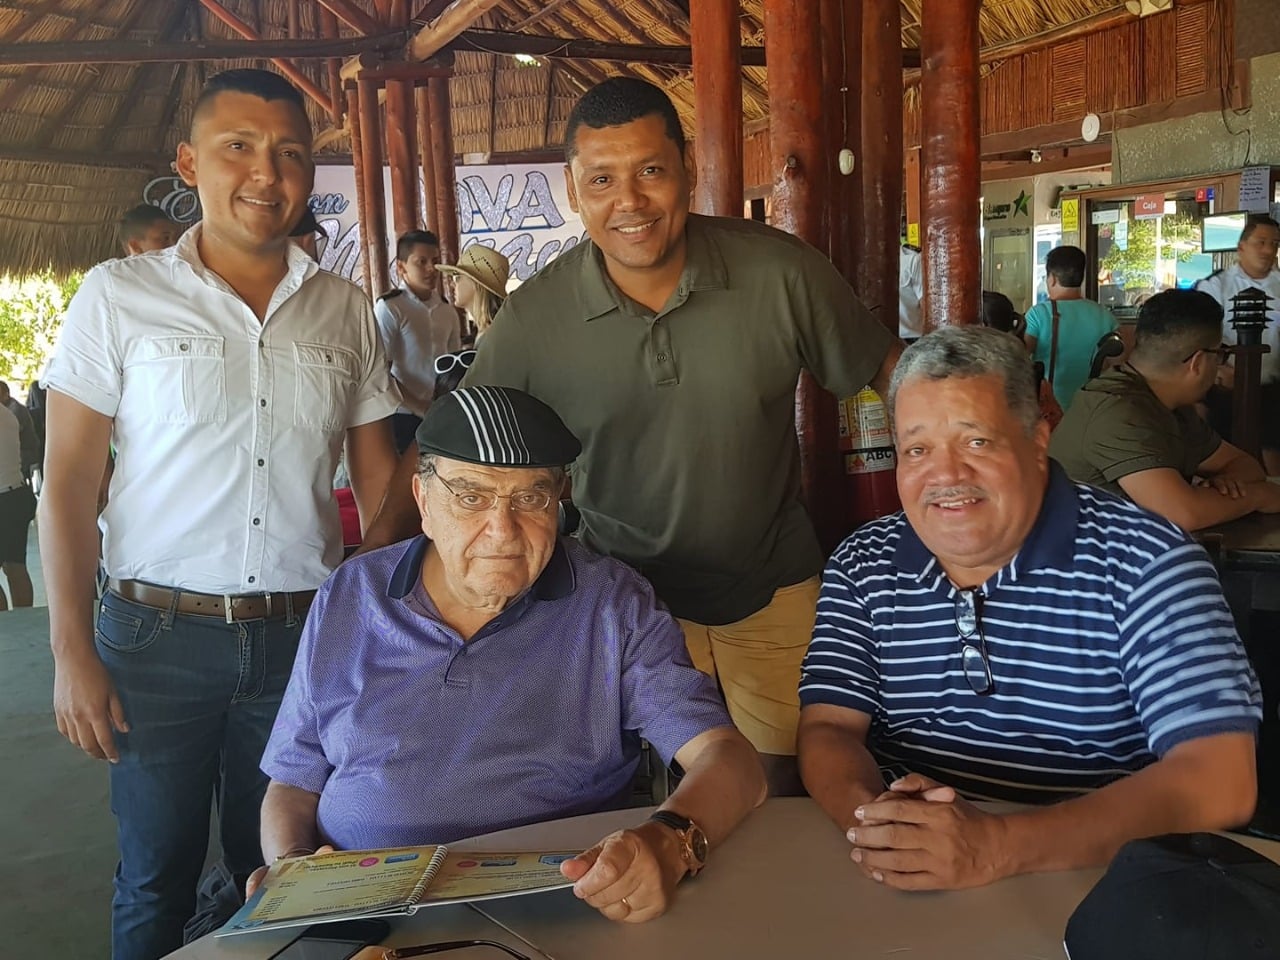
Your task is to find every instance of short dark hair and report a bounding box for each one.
[1045,245,1087,289]
[192,68,307,135]
[564,77,686,161]
[396,230,440,262]
[1240,213,1280,243]
[118,204,174,243]
[980,290,1019,334]
[1133,289,1224,370]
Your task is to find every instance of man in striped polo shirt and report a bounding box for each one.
[797,326,1262,891]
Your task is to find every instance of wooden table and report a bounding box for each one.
[1199,511,1280,571]
[169,799,1280,960]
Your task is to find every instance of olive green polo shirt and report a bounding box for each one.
[1049,365,1222,497]
[463,214,895,624]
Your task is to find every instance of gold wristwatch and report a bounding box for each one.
[648,810,708,877]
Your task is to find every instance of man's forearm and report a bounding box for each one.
[995,732,1257,878]
[870,340,904,400]
[356,445,422,553]
[797,720,885,832]
[260,781,323,862]
[662,734,766,848]
[1216,451,1266,484]
[39,478,104,658]
[1151,483,1266,532]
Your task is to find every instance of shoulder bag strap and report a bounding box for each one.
[1047,300,1061,385]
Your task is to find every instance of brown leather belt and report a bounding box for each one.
[106,578,315,623]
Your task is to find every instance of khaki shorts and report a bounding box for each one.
[677,576,820,757]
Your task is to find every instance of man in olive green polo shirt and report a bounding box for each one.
[1051,289,1280,531]
[456,77,901,793]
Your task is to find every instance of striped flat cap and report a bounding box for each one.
[416,385,581,468]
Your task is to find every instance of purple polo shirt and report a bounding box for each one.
[261,535,732,850]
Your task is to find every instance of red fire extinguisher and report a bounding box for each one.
[838,387,902,529]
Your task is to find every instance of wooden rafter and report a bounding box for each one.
[0,145,164,171]
[508,0,578,32]
[197,0,333,109]
[97,0,193,153]
[408,0,503,60]
[412,0,455,23]
[314,0,383,35]
[0,0,69,44]
[455,29,767,66]
[0,32,408,66]
[154,62,190,154]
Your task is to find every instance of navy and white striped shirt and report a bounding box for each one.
[799,463,1262,803]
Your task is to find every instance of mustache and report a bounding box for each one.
[923,486,986,505]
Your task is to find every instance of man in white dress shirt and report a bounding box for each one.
[1196,213,1280,473]
[374,229,462,452]
[40,69,400,960]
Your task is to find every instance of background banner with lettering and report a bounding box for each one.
[142,162,586,290]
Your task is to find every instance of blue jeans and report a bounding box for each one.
[95,590,304,960]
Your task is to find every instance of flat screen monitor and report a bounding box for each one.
[1202,211,1249,253]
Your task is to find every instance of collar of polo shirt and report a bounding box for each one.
[387,534,576,603]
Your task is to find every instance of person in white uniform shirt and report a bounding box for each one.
[375,229,463,452]
[899,244,924,341]
[39,69,400,960]
[1196,213,1280,474]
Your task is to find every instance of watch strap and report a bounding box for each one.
[648,810,693,833]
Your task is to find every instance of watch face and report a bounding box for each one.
[689,827,709,865]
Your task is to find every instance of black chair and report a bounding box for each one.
[1089,330,1126,380]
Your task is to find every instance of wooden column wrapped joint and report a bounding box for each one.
[763,0,842,551]
[690,0,743,217]
[428,75,460,266]
[920,0,982,330]
[385,78,420,236]
[357,76,391,298]
[857,0,902,331]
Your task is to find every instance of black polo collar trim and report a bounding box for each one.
[387,535,576,601]
[893,460,1078,581]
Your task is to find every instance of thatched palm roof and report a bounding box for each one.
[0,0,1123,276]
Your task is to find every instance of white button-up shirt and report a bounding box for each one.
[1196,263,1280,384]
[374,286,461,415]
[43,226,400,593]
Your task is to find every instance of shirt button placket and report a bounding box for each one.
[651,322,677,385]
[247,331,271,590]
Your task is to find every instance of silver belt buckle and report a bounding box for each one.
[223,594,234,624]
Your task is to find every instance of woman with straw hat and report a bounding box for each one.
[437,244,511,341]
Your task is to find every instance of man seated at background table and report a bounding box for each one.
[797,326,1261,892]
[1051,289,1280,531]
[255,386,765,922]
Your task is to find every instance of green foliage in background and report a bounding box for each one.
[1100,215,1202,291]
[0,272,81,396]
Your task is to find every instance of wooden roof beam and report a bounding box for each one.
[0,145,165,171]
[98,1,194,153]
[454,29,767,66]
[0,32,407,66]
[314,0,384,36]
[408,0,504,61]
[197,0,338,111]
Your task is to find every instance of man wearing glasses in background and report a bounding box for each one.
[256,386,765,922]
[1051,289,1280,531]
[796,326,1261,892]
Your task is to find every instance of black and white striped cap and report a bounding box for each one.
[415,385,581,468]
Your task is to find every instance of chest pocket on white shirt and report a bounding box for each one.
[294,342,357,430]
[136,335,227,424]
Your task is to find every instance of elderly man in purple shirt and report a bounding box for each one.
[255,386,766,922]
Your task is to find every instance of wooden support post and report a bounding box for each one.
[821,0,860,277]
[763,0,841,551]
[904,146,921,246]
[690,0,742,217]
[318,6,345,128]
[346,85,373,293]
[385,79,420,235]
[357,76,392,297]
[857,0,903,331]
[428,75,460,265]
[920,0,981,330]
[416,84,440,235]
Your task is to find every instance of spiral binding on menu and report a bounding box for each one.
[407,845,451,906]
